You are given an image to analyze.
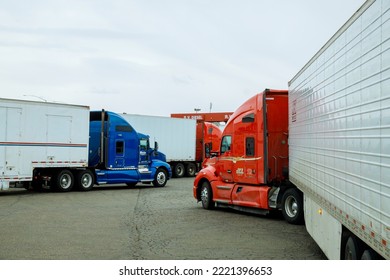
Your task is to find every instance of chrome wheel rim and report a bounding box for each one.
[81,174,92,188]
[156,172,166,185]
[285,196,298,218]
[201,186,208,205]
[60,174,72,189]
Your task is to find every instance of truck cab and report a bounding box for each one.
[138,132,167,164]
[197,122,222,169]
[89,110,172,187]
[194,89,303,224]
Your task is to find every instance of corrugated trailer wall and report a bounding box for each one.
[289,0,389,259]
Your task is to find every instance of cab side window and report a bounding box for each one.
[116,140,124,155]
[221,136,232,154]
[246,137,255,156]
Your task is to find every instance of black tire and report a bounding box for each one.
[199,181,214,210]
[76,169,94,191]
[281,188,304,224]
[174,163,185,178]
[345,236,362,260]
[186,163,197,177]
[153,168,168,187]
[361,248,379,260]
[53,169,74,192]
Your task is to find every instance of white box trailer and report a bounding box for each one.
[0,98,89,191]
[121,114,197,177]
[288,0,390,259]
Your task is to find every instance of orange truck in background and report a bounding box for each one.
[171,112,232,177]
[196,122,222,167]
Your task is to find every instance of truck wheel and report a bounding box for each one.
[361,248,379,260]
[344,236,362,260]
[153,168,168,187]
[174,163,185,178]
[186,163,197,177]
[199,181,214,210]
[76,170,94,191]
[53,170,74,192]
[281,188,304,224]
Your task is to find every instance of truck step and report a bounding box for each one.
[268,187,279,209]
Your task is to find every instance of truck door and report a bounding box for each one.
[139,138,149,165]
[217,135,234,183]
[114,139,125,168]
[212,135,234,201]
[107,124,138,170]
[230,111,263,185]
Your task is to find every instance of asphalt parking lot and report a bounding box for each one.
[0,177,325,260]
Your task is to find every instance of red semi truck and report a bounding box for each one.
[192,89,303,223]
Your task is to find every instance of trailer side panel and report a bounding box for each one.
[121,114,196,162]
[289,0,390,259]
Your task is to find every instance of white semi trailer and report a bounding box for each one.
[0,98,89,191]
[289,0,389,259]
[120,113,197,177]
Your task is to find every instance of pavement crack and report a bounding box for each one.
[129,189,143,259]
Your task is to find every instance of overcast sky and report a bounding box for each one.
[0,0,365,116]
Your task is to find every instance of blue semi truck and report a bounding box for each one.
[87,110,171,190]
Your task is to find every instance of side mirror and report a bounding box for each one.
[210,151,218,158]
[154,141,159,151]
